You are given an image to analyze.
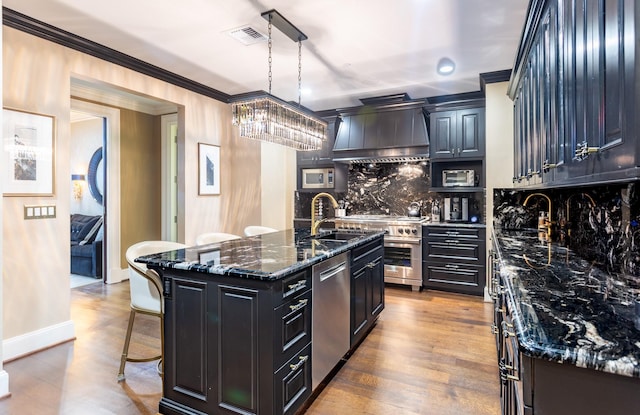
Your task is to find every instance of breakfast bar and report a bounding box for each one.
[137,228,385,415]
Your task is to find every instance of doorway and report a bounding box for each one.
[70,110,106,287]
[70,78,180,284]
[70,98,120,283]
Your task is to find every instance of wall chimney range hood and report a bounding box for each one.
[332,93,429,163]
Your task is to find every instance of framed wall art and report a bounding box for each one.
[198,143,220,195]
[3,108,55,196]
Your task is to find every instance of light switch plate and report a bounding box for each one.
[24,205,57,219]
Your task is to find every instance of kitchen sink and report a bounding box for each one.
[313,231,361,242]
[295,230,366,249]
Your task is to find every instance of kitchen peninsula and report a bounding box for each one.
[136,228,385,415]
[491,227,640,414]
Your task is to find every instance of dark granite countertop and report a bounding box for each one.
[136,228,385,281]
[494,227,640,378]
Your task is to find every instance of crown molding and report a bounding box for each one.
[3,7,231,104]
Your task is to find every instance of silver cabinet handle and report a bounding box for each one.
[289,298,308,313]
[290,354,309,372]
[287,280,306,291]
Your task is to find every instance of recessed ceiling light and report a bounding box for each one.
[437,57,455,75]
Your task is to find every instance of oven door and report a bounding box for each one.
[383,237,422,288]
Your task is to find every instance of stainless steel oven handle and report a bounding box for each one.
[384,237,421,245]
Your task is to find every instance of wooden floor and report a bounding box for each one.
[0,282,499,415]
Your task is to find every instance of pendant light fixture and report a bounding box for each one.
[230,9,327,151]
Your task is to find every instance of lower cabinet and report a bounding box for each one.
[157,236,385,415]
[350,237,384,348]
[160,270,312,415]
[491,245,640,415]
[274,343,312,415]
[422,225,486,296]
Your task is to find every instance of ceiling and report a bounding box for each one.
[5,0,530,111]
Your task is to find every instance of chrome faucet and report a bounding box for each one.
[311,192,339,235]
[523,192,553,240]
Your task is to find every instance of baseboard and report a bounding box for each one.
[107,267,129,284]
[3,320,75,362]
[0,370,9,399]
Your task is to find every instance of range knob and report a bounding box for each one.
[411,228,418,234]
[405,228,411,234]
[398,228,404,234]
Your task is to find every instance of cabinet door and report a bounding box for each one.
[217,284,261,414]
[368,251,384,319]
[297,117,336,171]
[273,343,312,415]
[430,110,457,159]
[513,92,527,184]
[350,263,369,347]
[457,108,485,158]
[539,11,553,184]
[163,277,211,413]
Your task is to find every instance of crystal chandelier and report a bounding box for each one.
[231,9,327,151]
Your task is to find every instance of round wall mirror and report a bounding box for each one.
[87,147,103,205]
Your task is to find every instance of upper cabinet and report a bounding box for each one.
[430,106,485,160]
[426,99,486,192]
[509,0,637,187]
[297,114,340,166]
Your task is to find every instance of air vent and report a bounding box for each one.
[227,25,268,45]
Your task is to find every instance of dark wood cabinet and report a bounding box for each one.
[491,244,640,415]
[422,225,486,296]
[297,115,339,166]
[510,0,638,188]
[350,237,384,348]
[430,107,485,160]
[157,235,384,415]
[160,270,312,415]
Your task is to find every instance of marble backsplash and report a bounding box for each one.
[494,183,640,278]
[295,162,485,222]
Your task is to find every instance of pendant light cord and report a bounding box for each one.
[298,40,302,107]
[268,19,272,95]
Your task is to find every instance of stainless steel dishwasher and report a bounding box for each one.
[312,251,350,389]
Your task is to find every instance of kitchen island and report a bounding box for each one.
[491,228,640,414]
[136,228,385,415]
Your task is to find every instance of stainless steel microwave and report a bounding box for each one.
[302,168,334,189]
[442,169,475,187]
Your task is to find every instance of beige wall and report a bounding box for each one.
[0,0,6,397]
[484,81,514,298]
[261,141,296,231]
[119,109,162,268]
[2,25,293,357]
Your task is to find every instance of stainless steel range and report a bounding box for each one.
[334,215,426,291]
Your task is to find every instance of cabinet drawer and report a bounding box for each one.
[424,226,485,240]
[351,237,383,264]
[423,263,484,296]
[424,239,486,264]
[274,343,312,415]
[280,269,311,302]
[274,289,312,369]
